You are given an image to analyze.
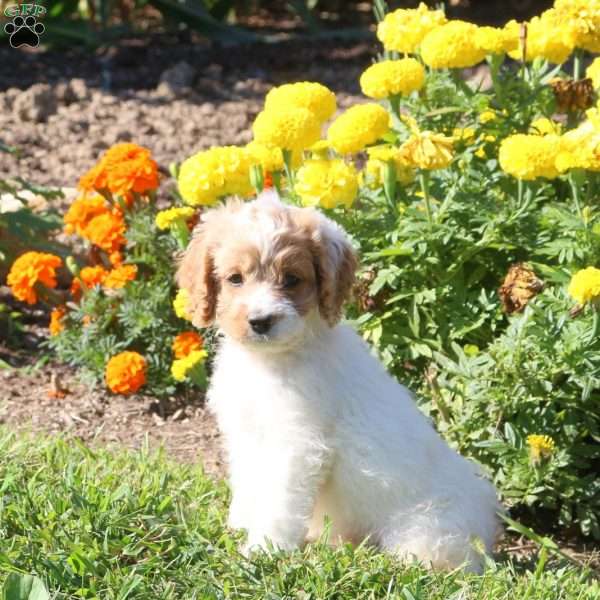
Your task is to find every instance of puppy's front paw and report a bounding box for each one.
[244,530,300,555]
[240,539,265,558]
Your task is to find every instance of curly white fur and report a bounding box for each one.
[185,192,500,571]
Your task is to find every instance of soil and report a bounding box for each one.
[0,37,367,189]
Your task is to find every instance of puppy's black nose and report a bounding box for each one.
[249,316,273,334]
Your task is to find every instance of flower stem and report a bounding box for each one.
[272,171,283,195]
[188,361,207,388]
[389,94,402,125]
[282,149,298,203]
[382,160,397,214]
[419,171,433,228]
[573,48,583,81]
[172,219,190,250]
[250,164,264,194]
[569,170,584,222]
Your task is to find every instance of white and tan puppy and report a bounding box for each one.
[177,191,499,571]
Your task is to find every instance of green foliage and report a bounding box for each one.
[0,179,64,274]
[47,204,198,396]
[22,0,338,46]
[427,289,600,539]
[0,160,66,343]
[0,429,598,599]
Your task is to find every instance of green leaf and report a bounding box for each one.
[366,244,413,258]
[2,574,50,600]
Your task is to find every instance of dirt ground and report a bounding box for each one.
[0,38,367,188]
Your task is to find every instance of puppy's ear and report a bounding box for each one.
[305,211,357,326]
[176,225,218,328]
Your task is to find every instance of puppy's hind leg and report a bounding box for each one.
[378,512,486,573]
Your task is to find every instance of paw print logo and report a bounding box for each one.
[4,15,45,48]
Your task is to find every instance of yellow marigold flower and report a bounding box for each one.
[557,122,600,172]
[104,264,137,289]
[173,288,192,321]
[49,306,66,336]
[527,434,555,463]
[453,127,477,144]
[360,59,425,100]
[64,195,109,236]
[80,265,109,288]
[479,110,497,124]
[252,107,321,153]
[295,158,358,209]
[83,210,126,253]
[587,57,600,90]
[245,140,286,173]
[155,207,196,230]
[529,117,563,136]
[172,331,203,359]
[475,25,518,55]
[105,351,146,395]
[264,82,336,123]
[171,350,207,382]
[552,0,600,53]
[498,134,561,180]
[178,146,253,206]
[376,2,447,54]
[399,130,454,170]
[421,21,487,69]
[7,251,62,305]
[364,145,414,187]
[506,16,572,64]
[309,140,331,155]
[568,266,600,304]
[327,104,390,155]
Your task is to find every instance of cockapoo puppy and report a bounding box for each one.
[178,191,500,571]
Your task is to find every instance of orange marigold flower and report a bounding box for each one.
[49,306,66,336]
[80,265,109,288]
[79,162,108,193]
[64,195,109,236]
[105,351,147,395]
[83,210,126,253]
[82,314,93,326]
[172,331,203,359]
[109,251,123,267]
[103,143,159,198]
[104,264,137,289]
[70,278,82,301]
[7,251,62,305]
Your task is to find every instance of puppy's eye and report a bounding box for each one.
[282,273,300,289]
[227,273,243,286]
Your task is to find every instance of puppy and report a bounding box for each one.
[177,191,500,572]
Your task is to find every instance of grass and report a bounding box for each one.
[0,430,598,599]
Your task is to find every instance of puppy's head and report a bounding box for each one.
[176,191,356,351]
